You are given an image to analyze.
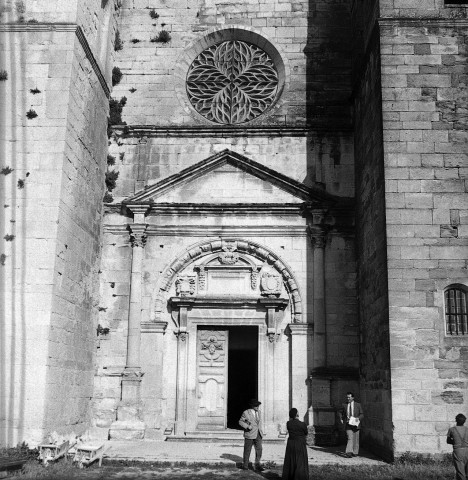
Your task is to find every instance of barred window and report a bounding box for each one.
[445,286,468,335]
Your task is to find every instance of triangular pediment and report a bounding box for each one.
[123,149,333,205]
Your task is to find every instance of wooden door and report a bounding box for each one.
[196,328,228,430]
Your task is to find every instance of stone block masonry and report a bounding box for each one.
[380,19,468,455]
[0,0,118,446]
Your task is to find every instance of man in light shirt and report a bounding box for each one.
[340,391,364,458]
[239,399,264,471]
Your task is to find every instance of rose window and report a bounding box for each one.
[186,40,279,124]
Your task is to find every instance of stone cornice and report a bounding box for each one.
[379,17,468,28]
[104,224,308,237]
[169,295,289,309]
[112,124,352,137]
[0,23,110,98]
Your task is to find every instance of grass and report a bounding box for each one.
[9,458,456,480]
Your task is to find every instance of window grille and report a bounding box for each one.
[445,286,468,335]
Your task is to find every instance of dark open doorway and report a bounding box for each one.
[227,326,258,429]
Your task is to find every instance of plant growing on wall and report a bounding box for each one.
[103,191,113,203]
[15,0,25,22]
[112,66,122,86]
[1,166,13,175]
[26,109,37,119]
[0,70,8,81]
[30,88,41,94]
[150,30,171,43]
[108,96,127,126]
[107,154,116,166]
[149,9,159,19]
[114,30,123,51]
[129,87,136,93]
[105,170,119,191]
[0,254,6,266]
[130,38,141,44]
[17,179,25,189]
[4,234,15,241]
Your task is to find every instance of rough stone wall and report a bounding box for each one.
[353,3,394,459]
[380,17,468,455]
[0,0,116,446]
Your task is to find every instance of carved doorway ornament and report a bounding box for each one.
[260,271,282,297]
[186,40,279,124]
[175,275,196,297]
[218,240,239,265]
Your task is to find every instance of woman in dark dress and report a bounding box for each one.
[282,408,309,480]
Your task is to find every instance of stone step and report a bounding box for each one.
[166,431,285,444]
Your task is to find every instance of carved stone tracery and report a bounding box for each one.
[186,40,279,125]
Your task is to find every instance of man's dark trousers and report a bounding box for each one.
[453,447,468,480]
[243,433,262,468]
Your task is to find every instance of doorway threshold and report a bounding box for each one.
[166,429,285,444]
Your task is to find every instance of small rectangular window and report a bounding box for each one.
[445,287,468,335]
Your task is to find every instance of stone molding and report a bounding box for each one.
[113,125,318,137]
[379,18,468,28]
[108,203,304,216]
[0,23,110,97]
[141,321,167,334]
[152,238,303,323]
[105,224,308,238]
[287,323,313,335]
[170,296,289,341]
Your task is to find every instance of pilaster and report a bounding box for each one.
[110,205,149,440]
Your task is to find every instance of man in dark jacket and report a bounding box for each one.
[340,392,364,457]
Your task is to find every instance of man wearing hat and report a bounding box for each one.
[239,399,264,471]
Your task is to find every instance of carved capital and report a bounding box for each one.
[129,224,148,248]
[174,330,188,342]
[307,226,327,249]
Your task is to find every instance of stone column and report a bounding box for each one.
[309,229,327,369]
[110,205,149,440]
[307,217,338,445]
[288,323,313,420]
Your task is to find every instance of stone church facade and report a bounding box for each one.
[0,0,467,460]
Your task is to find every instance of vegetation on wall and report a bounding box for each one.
[149,9,159,19]
[0,70,8,81]
[108,96,127,126]
[15,0,25,22]
[107,154,116,166]
[30,88,41,94]
[114,30,123,51]
[150,30,171,43]
[26,109,37,119]
[112,66,122,86]
[1,166,13,175]
[130,38,141,44]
